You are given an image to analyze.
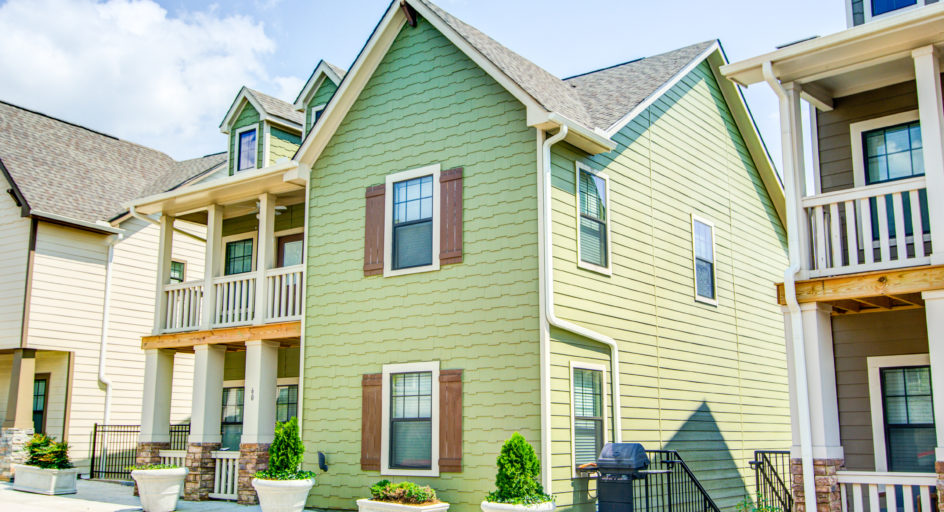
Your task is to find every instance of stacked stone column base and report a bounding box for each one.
[134,441,171,496]
[936,461,944,512]
[184,442,220,501]
[792,458,843,512]
[237,443,270,505]
[0,427,33,481]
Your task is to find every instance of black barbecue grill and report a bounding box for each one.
[595,443,659,512]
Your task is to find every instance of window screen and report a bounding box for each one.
[237,129,257,171]
[390,371,432,469]
[225,239,253,275]
[277,385,298,424]
[882,366,935,472]
[573,368,603,465]
[392,175,433,270]
[220,387,244,451]
[169,261,185,283]
[578,169,607,267]
[693,220,715,300]
[871,0,917,16]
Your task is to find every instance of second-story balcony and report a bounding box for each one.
[804,176,931,278]
[129,160,309,336]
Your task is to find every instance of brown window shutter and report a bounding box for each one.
[439,369,463,472]
[439,167,463,265]
[364,185,385,276]
[361,373,382,471]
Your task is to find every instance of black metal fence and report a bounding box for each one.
[89,423,190,480]
[749,450,793,512]
[628,449,722,512]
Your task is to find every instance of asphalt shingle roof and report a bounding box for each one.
[416,0,714,133]
[564,41,716,131]
[0,100,226,224]
[246,88,305,126]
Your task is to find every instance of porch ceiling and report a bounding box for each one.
[141,321,301,353]
[776,264,944,314]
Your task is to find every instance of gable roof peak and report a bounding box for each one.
[220,86,304,134]
[293,59,346,111]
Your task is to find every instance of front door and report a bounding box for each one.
[881,365,935,472]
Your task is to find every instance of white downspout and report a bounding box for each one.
[763,61,816,512]
[98,233,122,424]
[129,205,206,243]
[538,125,623,489]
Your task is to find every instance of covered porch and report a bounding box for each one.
[136,326,301,504]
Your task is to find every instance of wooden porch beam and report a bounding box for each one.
[776,265,944,304]
[141,321,301,351]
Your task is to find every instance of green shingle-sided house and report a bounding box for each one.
[291,1,790,511]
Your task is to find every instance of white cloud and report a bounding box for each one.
[0,0,301,160]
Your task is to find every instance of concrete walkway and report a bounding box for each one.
[0,479,262,511]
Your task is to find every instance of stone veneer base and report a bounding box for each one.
[184,442,220,501]
[238,443,270,505]
[0,427,34,482]
[134,441,171,496]
[791,458,843,512]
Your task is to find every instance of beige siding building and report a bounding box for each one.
[0,100,225,477]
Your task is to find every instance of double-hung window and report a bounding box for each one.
[169,260,186,283]
[235,126,257,172]
[224,239,254,275]
[384,165,441,276]
[276,384,298,424]
[868,355,936,473]
[381,361,439,476]
[577,163,610,272]
[692,216,716,303]
[220,387,244,451]
[32,376,48,434]
[572,366,604,470]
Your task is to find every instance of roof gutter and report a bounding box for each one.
[30,210,123,235]
[129,205,206,243]
[763,61,816,512]
[546,112,616,153]
[539,125,622,491]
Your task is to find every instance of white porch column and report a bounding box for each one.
[799,302,843,460]
[188,344,225,444]
[152,215,174,334]
[241,340,279,444]
[922,290,944,461]
[779,82,812,277]
[139,349,175,443]
[201,205,223,329]
[913,46,944,265]
[254,194,276,324]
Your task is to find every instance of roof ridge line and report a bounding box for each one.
[0,99,120,141]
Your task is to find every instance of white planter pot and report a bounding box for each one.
[480,501,555,512]
[11,464,78,495]
[357,498,450,512]
[131,467,187,512]
[252,477,315,512]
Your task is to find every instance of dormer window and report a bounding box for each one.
[865,0,924,21]
[236,126,257,172]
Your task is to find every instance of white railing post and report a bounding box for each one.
[255,193,275,325]
[153,215,174,334]
[913,45,944,265]
[201,205,223,329]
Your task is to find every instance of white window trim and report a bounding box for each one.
[691,214,718,306]
[863,0,928,23]
[171,259,187,282]
[221,233,258,275]
[383,164,441,277]
[234,124,259,173]
[570,361,608,479]
[867,353,931,472]
[575,162,612,276]
[850,110,921,188]
[380,360,440,477]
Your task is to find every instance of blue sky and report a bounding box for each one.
[0,0,848,168]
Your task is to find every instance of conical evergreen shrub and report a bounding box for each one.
[255,417,315,480]
[485,432,552,505]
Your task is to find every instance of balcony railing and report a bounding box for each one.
[803,176,932,278]
[837,471,936,512]
[161,264,304,332]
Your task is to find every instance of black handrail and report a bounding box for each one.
[638,449,722,512]
[749,450,793,512]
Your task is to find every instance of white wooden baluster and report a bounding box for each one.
[815,205,827,270]
[911,189,925,259]
[893,192,907,261]
[860,197,875,265]
[841,483,849,512]
[877,197,890,263]
[845,200,859,268]
[902,485,914,512]
[868,484,879,512]
[887,482,898,512]
[851,483,862,512]
[830,202,843,268]
[919,484,931,512]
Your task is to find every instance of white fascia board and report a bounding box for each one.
[31,210,124,234]
[296,0,555,168]
[293,61,344,111]
[721,2,944,85]
[220,87,264,134]
[604,41,721,138]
